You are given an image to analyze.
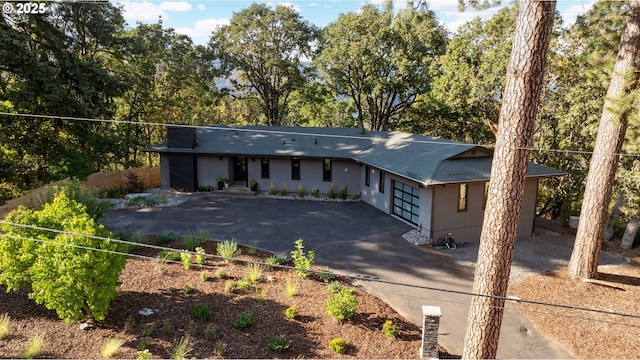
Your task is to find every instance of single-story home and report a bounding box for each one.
[144,125,564,243]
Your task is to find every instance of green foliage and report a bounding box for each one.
[200,271,210,282]
[22,334,45,359]
[215,268,227,279]
[180,252,192,270]
[233,312,253,330]
[328,337,347,354]
[182,285,193,294]
[191,303,212,321]
[216,239,241,262]
[235,278,255,291]
[213,342,227,356]
[195,247,206,265]
[265,254,287,269]
[170,335,194,360]
[205,326,217,341]
[267,335,292,352]
[311,189,320,198]
[284,304,298,319]
[290,238,315,278]
[268,183,277,195]
[224,280,235,293]
[157,250,181,262]
[0,193,127,323]
[101,338,125,358]
[142,323,155,337]
[327,281,343,294]
[338,186,348,200]
[325,289,359,321]
[247,263,265,282]
[183,229,208,251]
[122,230,147,253]
[328,183,336,199]
[0,313,10,339]
[39,181,111,220]
[285,278,299,297]
[382,320,399,339]
[297,184,305,197]
[280,184,288,196]
[317,267,336,282]
[155,231,179,245]
[137,349,152,360]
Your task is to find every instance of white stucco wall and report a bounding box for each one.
[197,156,229,187]
[360,166,391,213]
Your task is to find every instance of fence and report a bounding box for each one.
[0,166,160,219]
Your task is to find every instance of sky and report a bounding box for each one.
[112,0,598,45]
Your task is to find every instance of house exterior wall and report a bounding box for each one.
[160,154,170,189]
[361,166,391,213]
[197,156,229,187]
[419,186,433,236]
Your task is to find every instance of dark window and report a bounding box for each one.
[379,171,385,193]
[392,181,420,224]
[291,158,300,180]
[261,158,270,179]
[323,159,332,182]
[458,183,468,211]
[365,166,370,187]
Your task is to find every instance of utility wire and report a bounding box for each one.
[3,220,640,323]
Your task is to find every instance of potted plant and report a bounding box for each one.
[250,179,258,191]
[216,177,225,190]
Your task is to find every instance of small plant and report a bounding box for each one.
[217,239,241,262]
[101,337,125,358]
[183,229,208,251]
[328,337,347,354]
[105,186,123,199]
[285,278,299,297]
[213,342,226,356]
[338,185,347,199]
[155,231,179,245]
[317,267,336,282]
[327,281,343,294]
[192,303,212,321]
[195,247,206,265]
[247,263,265,282]
[215,268,227,279]
[205,326,217,341]
[157,250,181,262]
[325,288,359,321]
[311,188,320,198]
[224,280,235,293]
[183,284,193,294]
[267,335,292,352]
[170,335,194,360]
[328,183,336,198]
[137,349,152,360]
[200,271,210,282]
[297,184,305,197]
[128,230,147,244]
[280,183,288,196]
[0,313,10,339]
[234,312,253,330]
[235,278,255,291]
[138,336,151,351]
[162,320,173,335]
[142,322,155,337]
[268,183,276,195]
[382,320,399,339]
[143,198,158,207]
[255,286,268,303]
[22,333,44,359]
[125,170,144,193]
[122,316,134,334]
[265,254,286,269]
[180,251,192,270]
[290,238,315,278]
[285,304,298,319]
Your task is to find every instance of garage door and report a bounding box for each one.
[392,181,419,224]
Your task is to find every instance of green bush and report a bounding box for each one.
[170,335,193,359]
[234,313,253,330]
[183,229,208,251]
[328,183,336,199]
[290,238,315,278]
[247,263,265,282]
[137,349,152,360]
[311,189,320,198]
[38,180,111,220]
[157,250,181,262]
[191,303,212,321]
[224,280,235,293]
[382,320,399,339]
[22,334,45,359]
[155,231,179,245]
[284,304,298,319]
[0,313,10,339]
[327,281,343,294]
[328,337,347,354]
[217,239,241,262]
[235,278,255,291]
[205,326,217,341]
[215,268,226,279]
[268,183,276,195]
[338,185,347,199]
[297,184,305,197]
[180,252,192,270]
[325,289,359,321]
[0,193,126,323]
[280,184,288,196]
[265,254,287,270]
[195,247,206,265]
[317,267,335,282]
[267,335,292,352]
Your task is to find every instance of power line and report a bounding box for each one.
[3,220,640,324]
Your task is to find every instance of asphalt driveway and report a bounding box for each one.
[101,194,573,358]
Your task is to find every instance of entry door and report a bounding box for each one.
[233,156,248,184]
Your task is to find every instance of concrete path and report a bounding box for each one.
[101,194,587,358]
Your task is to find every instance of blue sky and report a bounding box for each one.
[113,1,597,45]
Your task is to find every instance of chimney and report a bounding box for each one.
[167,125,197,149]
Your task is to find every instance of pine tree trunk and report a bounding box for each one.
[568,1,640,279]
[621,215,640,249]
[604,193,626,242]
[461,1,555,359]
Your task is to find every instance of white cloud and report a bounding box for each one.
[174,18,230,45]
[276,1,301,12]
[561,2,596,27]
[197,3,206,11]
[160,1,192,12]
[310,2,319,7]
[118,1,168,23]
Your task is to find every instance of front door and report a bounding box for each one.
[233,156,248,184]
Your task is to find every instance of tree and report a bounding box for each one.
[315,2,448,131]
[0,193,127,323]
[209,3,318,126]
[569,0,640,279]
[462,1,556,358]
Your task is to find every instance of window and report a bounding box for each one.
[379,171,385,193]
[323,159,332,182]
[458,183,468,211]
[365,166,370,186]
[261,157,270,179]
[393,181,420,224]
[291,158,300,180]
[483,182,489,209]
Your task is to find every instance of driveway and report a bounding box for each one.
[101,194,575,358]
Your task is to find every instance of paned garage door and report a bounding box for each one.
[392,181,419,224]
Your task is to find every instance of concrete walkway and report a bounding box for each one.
[100,193,591,358]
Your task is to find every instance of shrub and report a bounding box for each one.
[280,184,288,196]
[205,326,217,341]
[325,289,359,321]
[141,323,155,337]
[338,185,347,199]
[217,239,241,262]
[290,238,315,278]
[265,254,286,270]
[183,229,208,251]
[285,278,299,297]
[125,170,144,194]
[215,268,227,279]
[137,349,152,360]
[382,320,399,339]
[171,335,194,360]
[0,313,10,339]
[38,180,110,220]
[268,183,276,195]
[213,342,226,356]
[195,247,206,265]
[104,186,123,199]
[328,337,347,354]
[328,183,336,199]
[182,285,193,294]
[101,337,125,358]
[224,280,235,293]
[235,278,255,291]
[180,251,192,270]
[22,333,44,359]
[255,286,268,303]
[192,303,212,321]
[267,335,292,352]
[247,263,265,283]
[317,267,335,282]
[155,231,179,245]
[157,250,181,262]
[327,281,343,294]
[0,194,126,323]
[284,304,298,319]
[234,312,253,330]
[297,184,305,197]
[200,271,210,282]
[311,189,320,198]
